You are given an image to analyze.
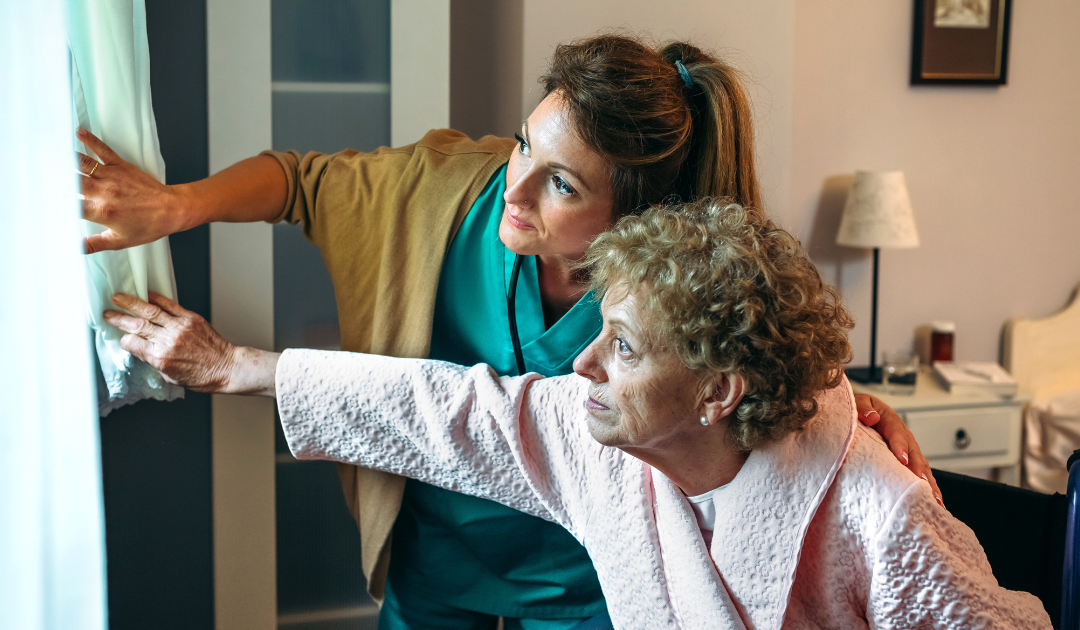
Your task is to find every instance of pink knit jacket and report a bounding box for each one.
[275,349,1051,630]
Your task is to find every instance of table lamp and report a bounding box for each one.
[835,170,920,383]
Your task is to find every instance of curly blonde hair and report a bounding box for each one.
[583,198,854,450]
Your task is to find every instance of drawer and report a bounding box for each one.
[904,406,1014,459]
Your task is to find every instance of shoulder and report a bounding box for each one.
[267,130,514,183]
[375,129,514,198]
[839,425,921,495]
[415,129,517,158]
[309,130,514,216]
[820,426,923,542]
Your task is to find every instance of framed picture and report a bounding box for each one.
[911,0,1012,85]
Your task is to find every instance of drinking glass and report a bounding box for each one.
[882,350,919,395]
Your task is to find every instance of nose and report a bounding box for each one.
[503,165,535,210]
[573,337,606,383]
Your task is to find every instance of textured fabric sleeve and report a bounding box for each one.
[868,480,1052,629]
[275,349,596,534]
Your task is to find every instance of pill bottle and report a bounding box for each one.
[930,321,955,364]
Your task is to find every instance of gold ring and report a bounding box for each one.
[89,162,100,177]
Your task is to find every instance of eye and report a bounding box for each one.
[551,175,576,196]
[514,132,529,156]
[614,337,634,358]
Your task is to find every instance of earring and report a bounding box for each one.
[700,415,709,426]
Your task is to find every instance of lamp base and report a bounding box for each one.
[845,366,883,384]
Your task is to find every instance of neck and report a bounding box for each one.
[536,254,587,326]
[626,421,749,497]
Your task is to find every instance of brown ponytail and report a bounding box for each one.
[540,34,762,216]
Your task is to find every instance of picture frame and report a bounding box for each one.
[911,0,1012,85]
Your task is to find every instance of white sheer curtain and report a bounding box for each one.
[0,1,107,628]
[70,0,183,416]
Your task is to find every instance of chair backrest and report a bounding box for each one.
[934,469,1066,627]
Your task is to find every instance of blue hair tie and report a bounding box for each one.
[675,59,693,87]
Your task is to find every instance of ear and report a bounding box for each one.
[700,372,746,426]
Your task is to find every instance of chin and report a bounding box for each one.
[586,413,621,447]
[498,218,531,254]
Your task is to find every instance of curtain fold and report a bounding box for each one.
[69,0,184,415]
[0,0,107,628]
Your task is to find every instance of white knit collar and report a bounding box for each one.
[649,379,858,630]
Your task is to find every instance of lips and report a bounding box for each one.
[506,209,536,231]
[586,393,609,412]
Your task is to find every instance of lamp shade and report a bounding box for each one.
[835,170,920,249]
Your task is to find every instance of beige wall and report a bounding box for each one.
[483,1,1080,365]
[450,0,523,140]
[790,0,1080,364]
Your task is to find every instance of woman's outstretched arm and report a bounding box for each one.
[78,128,286,253]
[105,290,593,527]
[273,347,593,531]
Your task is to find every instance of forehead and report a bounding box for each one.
[527,93,609,178]
[600,284,653,332]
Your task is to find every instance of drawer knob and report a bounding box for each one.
[955,428,971,450]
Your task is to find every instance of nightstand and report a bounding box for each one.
[850,367,1030,486]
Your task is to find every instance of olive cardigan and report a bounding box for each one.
[265,129,515,601]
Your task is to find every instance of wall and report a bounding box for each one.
[790,0,1080,364]
[450,0,523,139]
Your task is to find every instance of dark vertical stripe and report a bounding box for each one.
[99,1,214,628]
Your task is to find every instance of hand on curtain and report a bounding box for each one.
[104,292,280,396]
[78,127,190,253]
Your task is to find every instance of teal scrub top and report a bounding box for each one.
[386,165,607,618]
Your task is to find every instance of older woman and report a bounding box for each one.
[115,199,1048,629]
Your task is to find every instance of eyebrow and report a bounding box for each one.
[523,121,594,194]
[604,312,646,348]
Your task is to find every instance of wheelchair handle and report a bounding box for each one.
[1063,448,1080,627]
[1069,449,1080,473]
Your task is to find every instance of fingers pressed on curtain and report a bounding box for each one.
[76,127,122,165]
[84,230,122,255]
[77,153,111,224]
[118,333,154,364]
[77,152,101,176]
[103,310,158,339]
[148,291,187,318]
[112,292,171,327]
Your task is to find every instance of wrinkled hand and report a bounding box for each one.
[78,127,190,253]
[855,393,943,506]
[104,292,237,393]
